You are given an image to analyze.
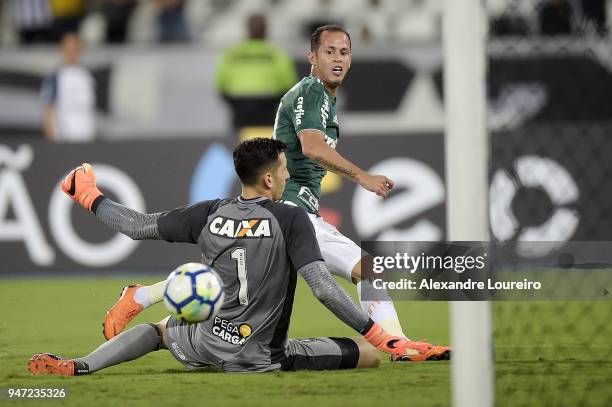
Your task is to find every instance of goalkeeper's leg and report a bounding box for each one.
[29,320,166,376]
[103,282,167,340]
[280,336,380,371]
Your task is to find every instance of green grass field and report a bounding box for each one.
[1,277,611,406]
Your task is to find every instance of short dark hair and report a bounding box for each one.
[247,14,266,39]
[310,25,351,52]
[233,138,287,186]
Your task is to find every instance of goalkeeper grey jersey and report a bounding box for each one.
[157,196,323,371]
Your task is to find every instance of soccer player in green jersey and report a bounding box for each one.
[102,26,416,350]
[270,25,406,339]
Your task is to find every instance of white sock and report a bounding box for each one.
[357,280,408,339]
[134,280,166,308]
[148,280,167,305]
[133,286,151,308]
[134,281,167,309]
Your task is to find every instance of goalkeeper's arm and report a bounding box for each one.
[297,260,411,355]
[95,199,163,240]
[298,260,371,333]
[61,163,162,240]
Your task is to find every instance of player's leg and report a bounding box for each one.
[103,281,167,339]
[163,316,217,370]
[281,336,380,372]
[28,318,167,376]
[308,214,407,338]
[352,256,406,338]
[351,336,383,368]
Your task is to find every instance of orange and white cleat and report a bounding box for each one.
[391,344,451,362]
[103,284,144,340]
[28,353,89,376]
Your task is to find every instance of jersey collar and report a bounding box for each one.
[237,196,270,205]
[309,74,336,102]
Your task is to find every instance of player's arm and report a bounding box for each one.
[61,163,216,243]
[43,106,56,141]
[41,74,57,142]
[61,164,163,240]
[297,260,418,356]
[299,130,393,197]
[292,85,393,197]
[298,260,370,332]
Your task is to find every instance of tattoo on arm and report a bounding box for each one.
[314,157,356,179]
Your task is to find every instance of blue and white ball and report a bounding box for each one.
[163,262,224,323]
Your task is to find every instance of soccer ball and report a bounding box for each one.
[163,262,225,323]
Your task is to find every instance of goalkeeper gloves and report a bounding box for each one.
[61,163,105,213]
[363,321,433,356]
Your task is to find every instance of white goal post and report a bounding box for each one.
[443,1,494,407]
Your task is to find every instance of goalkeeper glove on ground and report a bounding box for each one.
[364,322,432,355]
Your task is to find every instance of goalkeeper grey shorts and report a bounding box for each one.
[164,317,359,373]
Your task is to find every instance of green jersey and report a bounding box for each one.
[272,74,340,214]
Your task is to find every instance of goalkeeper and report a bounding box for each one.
[28,139,449,376]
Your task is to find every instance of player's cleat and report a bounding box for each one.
[28,353,75,376]
[61,163,104,213]
[103,284,144,340]
[391,345,451,362]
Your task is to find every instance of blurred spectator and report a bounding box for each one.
[100,0,138,43]
[490,15,530,36]
[539,0,573,35]
[304,0,343,39]
[215,14,298,135]
[580,0,607,36]
[41,32,96,142]
[345,0,391,44]
[48,0,87,41]
[490,0,531,38]
[9,0,52,44]
[155,0,190,43]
